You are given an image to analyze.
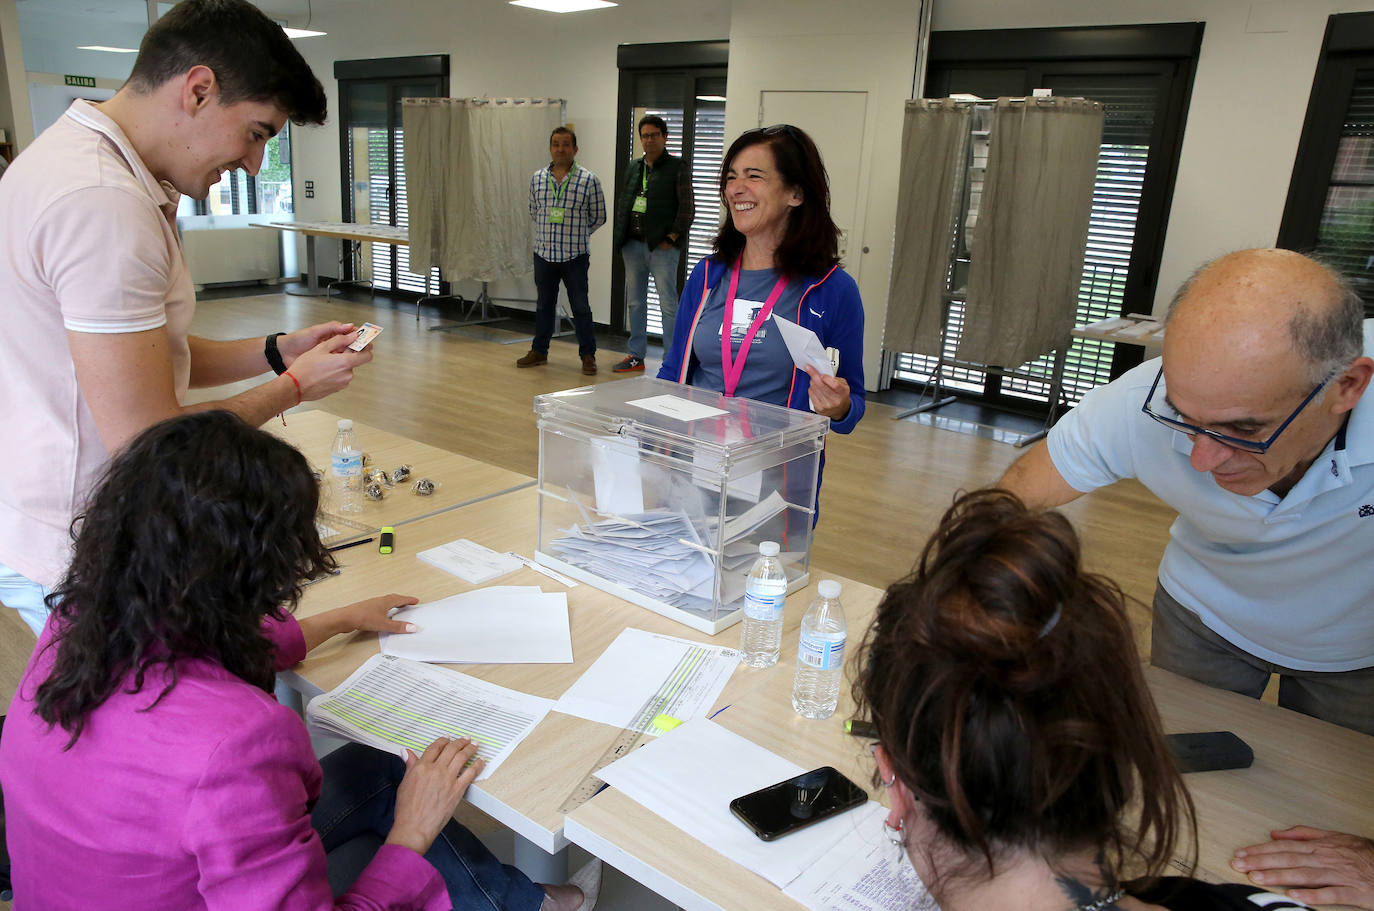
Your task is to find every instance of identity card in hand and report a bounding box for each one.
[349,322,384,351]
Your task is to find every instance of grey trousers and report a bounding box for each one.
[1151,583,1374,736]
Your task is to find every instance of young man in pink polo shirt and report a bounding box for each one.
[0,0,373,634]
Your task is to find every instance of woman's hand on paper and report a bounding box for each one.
[299,593,419,651]
[1232,826,1374,909]
[386,737,485,856]
[804,366,851,421]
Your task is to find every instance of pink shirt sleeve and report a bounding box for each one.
[32,186,174,334]
[182,708,449,911]
[264,612,309,672]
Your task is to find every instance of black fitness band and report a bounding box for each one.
[264,332,287,375]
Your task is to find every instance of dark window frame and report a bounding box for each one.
[894,22,1201,411]
[1278,11,1374,312]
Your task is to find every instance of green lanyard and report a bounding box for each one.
[549,164,575,203]
[640,161,650,194]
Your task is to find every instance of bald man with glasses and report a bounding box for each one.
[1001,248,1374,735]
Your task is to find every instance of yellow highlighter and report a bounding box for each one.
[379,526,394,555]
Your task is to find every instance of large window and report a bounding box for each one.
[893,25,1200,410]
[1280,12,1374,317]
[335,56,448,294]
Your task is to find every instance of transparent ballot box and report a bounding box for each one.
[533,377,829,634]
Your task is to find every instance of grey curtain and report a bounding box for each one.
[403,98,562,282]
[884,100,972,357]
[959,97,1104,366]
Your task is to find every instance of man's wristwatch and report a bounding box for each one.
[265,332,288,375]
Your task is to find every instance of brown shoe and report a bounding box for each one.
[581,355,597,376]
[516,349,548,368]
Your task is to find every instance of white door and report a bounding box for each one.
[759,91,869,280]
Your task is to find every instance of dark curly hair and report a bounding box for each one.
[713,124,841,278]
[36,411,334,747]
[853,489,1195,889]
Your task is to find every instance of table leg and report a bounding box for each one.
[514,834,569,884]
[286,233,329,297]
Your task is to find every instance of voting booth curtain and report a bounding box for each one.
[885,97,1104,368]
[883,100,971,359]
[403,98,563,282]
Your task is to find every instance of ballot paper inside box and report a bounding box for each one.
[533,377,828,634]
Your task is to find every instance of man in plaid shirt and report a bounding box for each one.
[517,126,606,374]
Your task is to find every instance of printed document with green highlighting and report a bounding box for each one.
[306,653,553,779]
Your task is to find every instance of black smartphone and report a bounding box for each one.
[729,766,867,841]
[1166,731,1254,773]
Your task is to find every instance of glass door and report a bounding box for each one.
[612,68,728,339]
[339,76,444,293]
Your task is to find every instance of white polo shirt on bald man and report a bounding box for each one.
[1046,321,1374,672]
[0,100,195,605]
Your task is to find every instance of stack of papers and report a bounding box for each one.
[546,492,789,616]
[380,586,572,664]
[554,628,739,732]
[306,654,553,780]
[595,718,935,910]
[417,538,524,584]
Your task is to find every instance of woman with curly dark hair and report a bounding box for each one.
[0,411,593,911]
[853,489,1318,911]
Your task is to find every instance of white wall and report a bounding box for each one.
[932,0,1374,316]
[725,0,920,386]
[282,0,732,322]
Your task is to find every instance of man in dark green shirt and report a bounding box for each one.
[611,115,694,372]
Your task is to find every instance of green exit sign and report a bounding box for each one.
[64,75,97,88]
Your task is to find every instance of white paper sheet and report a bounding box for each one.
[591,434,644,514]
[306,653,553,780]
[379,586,572,664]
[595,719,875,888]
[553,628,738,732]
[772,314,836,377]
[627,394,729,422]
[417,538,524,584]
[782,808,937,910]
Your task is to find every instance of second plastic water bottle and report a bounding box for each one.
[330,418,363,513]
[740,541,787,667]
[792,580,846,719]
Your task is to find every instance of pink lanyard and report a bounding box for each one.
[720,262,789,397]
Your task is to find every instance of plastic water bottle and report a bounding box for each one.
[330,419,363,513]
[792,580,846,719]
[740,541,787,667]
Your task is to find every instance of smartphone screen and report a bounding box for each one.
[729,766,867,841]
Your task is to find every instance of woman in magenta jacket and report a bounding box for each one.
[0,412,590,911]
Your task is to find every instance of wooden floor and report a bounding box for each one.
[185,288,1179,654]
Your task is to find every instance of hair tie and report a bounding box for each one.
[1038,603,1063,639]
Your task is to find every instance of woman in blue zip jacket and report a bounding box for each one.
[658,125,864,522]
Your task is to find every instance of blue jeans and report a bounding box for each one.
[0,562,50,637]
[313,743,545,909]
[532,253,596,356]
[621,239,682,358]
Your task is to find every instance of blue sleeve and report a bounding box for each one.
[819,271,866,435]
[658,258,710,383]
[1045,360,1158,492]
